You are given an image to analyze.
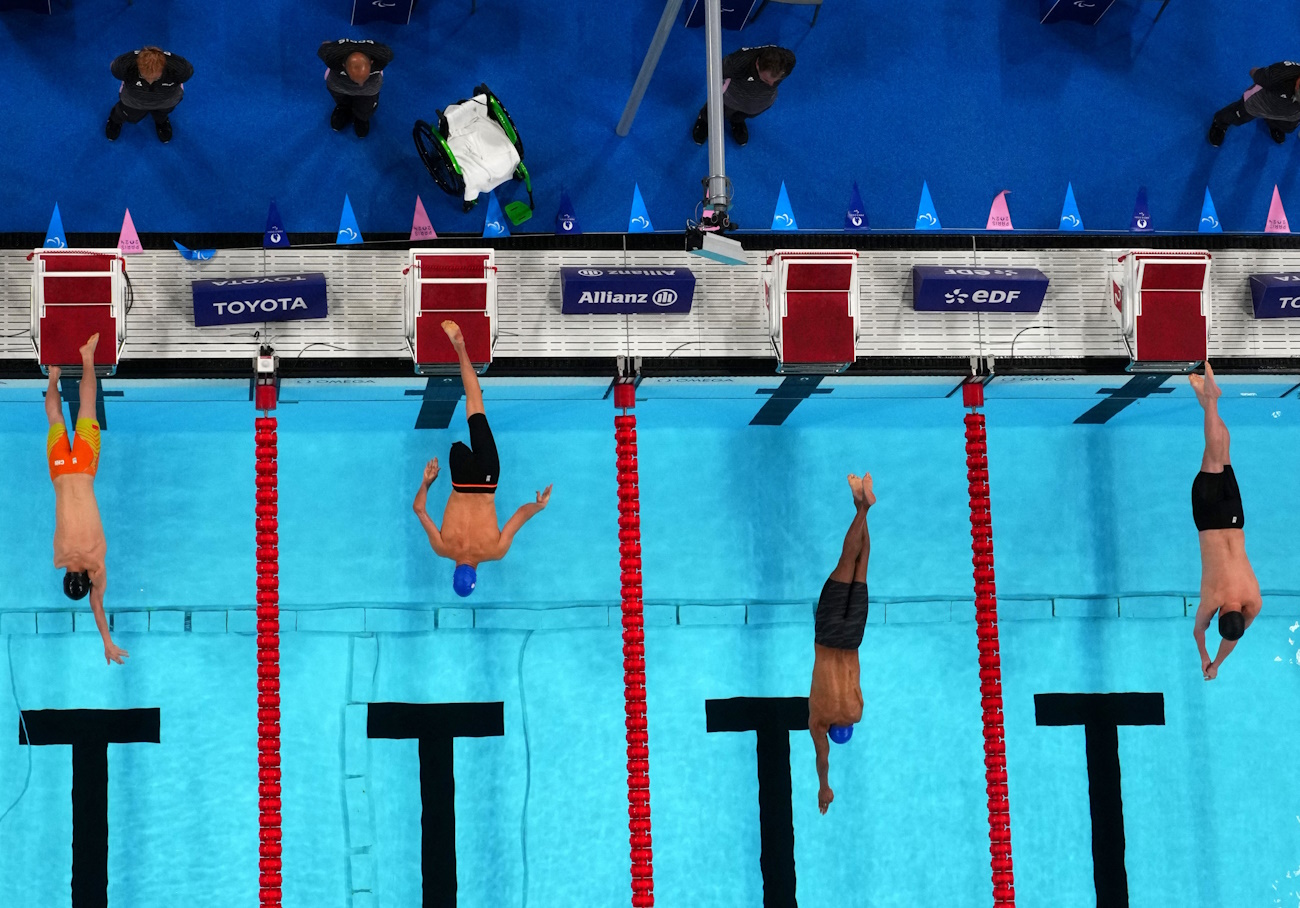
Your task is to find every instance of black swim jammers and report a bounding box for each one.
[1191,465,1245,531]
[814,578,869,650]
[450,413,501,493]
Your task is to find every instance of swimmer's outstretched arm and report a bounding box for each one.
[810,724,833,814]
[491,485,553,561]
[1192,600,1239,680]
[88,568,128,665]
[413,458,450,558]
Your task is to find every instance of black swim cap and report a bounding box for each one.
[1218,609,1246,641]
[63,570,91,601]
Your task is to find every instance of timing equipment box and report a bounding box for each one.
[192,273,328,327]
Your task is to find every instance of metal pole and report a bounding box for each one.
[704,0,728,211]
[617,0,687,137]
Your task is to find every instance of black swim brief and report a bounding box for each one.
[1191,465,1244,531]
[814,578,869,650]
[450,413,500,493]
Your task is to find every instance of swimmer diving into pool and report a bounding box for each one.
[1190,362,1260,680]
[412,320,552,597]
[45,334,128,665]
[809,472,873,814]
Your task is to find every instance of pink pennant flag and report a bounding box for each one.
[410,195,436,241]
[117,208,143,254]
[986,191,1013,231]
[1265,185,1290,234]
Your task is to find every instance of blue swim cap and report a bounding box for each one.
[453,564,477,597]
[829,724,854,745]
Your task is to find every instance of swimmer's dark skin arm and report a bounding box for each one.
[413,459,451,558]
[810,723,833,814]
[490,485,552,561]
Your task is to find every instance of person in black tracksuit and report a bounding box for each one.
[692,45,796,147]
[106,47,193,144]
[317,39,394,138]
[1208,60,1300,146]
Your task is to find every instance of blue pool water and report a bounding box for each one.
[0,375,1298,907]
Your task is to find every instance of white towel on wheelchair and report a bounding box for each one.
[443,94,521,203]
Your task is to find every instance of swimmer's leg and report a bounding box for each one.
[442,320,483,418]
[829,475,868,583]
[1190,361,1228,473]
[76,334,99,425]
[852,473,874,584]
[45,366,65,428]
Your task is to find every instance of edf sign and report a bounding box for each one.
[1249,273,1300,318]
[912,266,1049,313]
[192,273,328,327]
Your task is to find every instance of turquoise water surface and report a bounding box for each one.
[0,375,1297,907]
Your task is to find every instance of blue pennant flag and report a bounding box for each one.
[844,182,869,232]
[555,190,582,236]
[173,240,215,261]
[1059,183,1084,231]
[1130,186,1153,232]
[264,202,290,248]
[1198,187,1222,233]
[44,203,67,248]
[337,194,363,245]
[628,184,653,233]
[771,181,798,231]
[482,193,511,237]
[915,181,941,231]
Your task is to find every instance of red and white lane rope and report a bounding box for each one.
[614,382,654,908]
[254,414,282,907]
[965,398,1015,907]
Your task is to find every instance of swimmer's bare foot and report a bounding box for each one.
[79,333,99,362]
[862,472,876,509]
[441,320,464,349]
[848,473,864,506]
[1189,361,1221,405]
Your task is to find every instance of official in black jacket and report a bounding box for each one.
[692,45,796,147]
[317,39,394,138]
[1209,61,1300,146]
[106,47,193,144]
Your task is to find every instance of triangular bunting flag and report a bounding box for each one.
[628,184,653,233]
[410,195,436,241]
[173,240,215,261]
[482,193,510,238]
[337,194,363,245]
[1059,183,1083,231]
[844,181,869,232]
[44,203,67,249]
[1130,186,1153,232]
[986,190,1013,230]
[117,209,142,254]
[264,202,290,248]
[1198,187,1222,233]
[915,181,941,231]
[555,190,582,235]
[1266,185,1290,234]
[771,181,798,231]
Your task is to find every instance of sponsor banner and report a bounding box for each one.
[192,273,328,327]
[912,266,1049,313]
[560,267,695,314]
[1249,273,1300,318]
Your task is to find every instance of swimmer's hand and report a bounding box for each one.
[104,642,129,666]
[818,786,833,814]
[424,458,440,486]
[1203,660,1218,681]
[535,484,553,509]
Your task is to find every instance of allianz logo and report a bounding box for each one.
[943,288,1023,304]
[577,289,679,306]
